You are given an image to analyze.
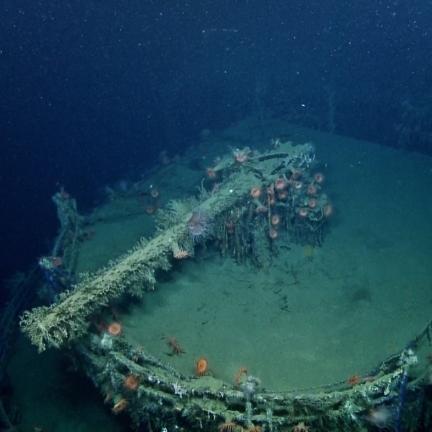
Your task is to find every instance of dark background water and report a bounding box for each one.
[1,0,432,303]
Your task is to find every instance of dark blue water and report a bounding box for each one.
[1,0,432,301]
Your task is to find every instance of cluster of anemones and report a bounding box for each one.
[266,178,288,239]
[293,171,333,222]
[248,169,333,239]
[249,178,287,240]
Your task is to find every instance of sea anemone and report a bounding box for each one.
[233,147,251,164]
[268,227,278,240]
[112,398,128,414]
[274,177,287,191]
[196,357,209,376]
[149,185,160,198]
[250,186,262,199]
[123,374,140,391]
[173,248,190,260]
[347,374,362,386]
[307,198,317,209]
[293,181,303,190]
[107,322,122,336]
[307,184,317,196]
[298,208,308,218]
[144,205,156,215]
[314,172,325,184]
[187,210,212,242]
[271,214,280,226]
[234,367,248,386]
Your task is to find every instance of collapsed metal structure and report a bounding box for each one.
[20,140,431,431]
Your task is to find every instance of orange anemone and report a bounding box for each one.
[195,357,209,376]
[234,367,248,386]
[250,187,262,199]
[123,374,139,391]
[107,322,122,336]
[347,374,362,386]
